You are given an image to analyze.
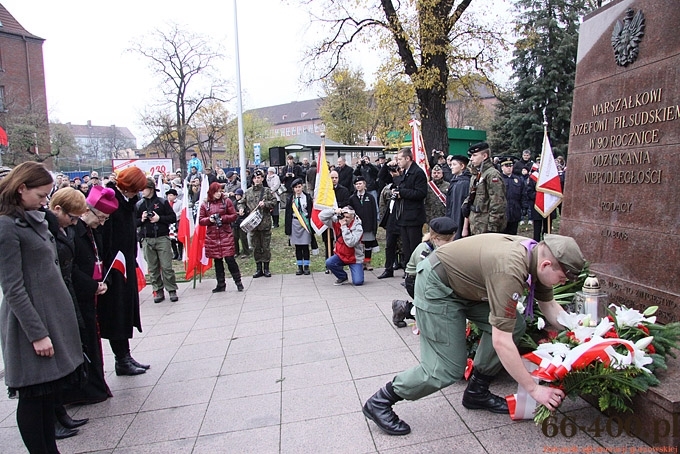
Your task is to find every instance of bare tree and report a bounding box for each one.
[130,24,226,174]
[298,0,507,151]
[189,100,230,166]
[141,110,180,160]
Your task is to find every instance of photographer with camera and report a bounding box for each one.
[136,178,179,303]
[199,182,243,292]
[319,206,364,286]
[353,155,380,216]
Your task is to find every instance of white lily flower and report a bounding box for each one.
[557,311,586,330]
[536,341,571,358]
[610,304,645,327]
[537,317,545,330]
[593,318,614,337]
[516,300,525,314]
[572,325,596,343]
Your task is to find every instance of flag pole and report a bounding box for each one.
[233,0,247,189]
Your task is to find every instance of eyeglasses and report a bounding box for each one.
[89,208,109,223]
[64,212,81,222]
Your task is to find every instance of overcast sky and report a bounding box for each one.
[3,0,512,147]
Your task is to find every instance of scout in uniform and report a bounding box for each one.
[462,142,507,235]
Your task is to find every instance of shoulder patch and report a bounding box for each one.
[491,177,500,183]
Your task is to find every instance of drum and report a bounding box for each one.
[240,209,263,233]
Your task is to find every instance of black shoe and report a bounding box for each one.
[169,290,178,302]
[263,262,271,278]
[236,282,244,292]
[115,358,146,376]
[334,278,348,286]
[462,371,509,414]
[212,284,226,293]
[55,422,79,440]
[153,290,165,303]
[378,269,394,279]
[296,266,304,276]
[55,407,89,429]
[253,262,264,278]
[128,355,150,370]
[392,300,411,328]
[324,269,330,274]
[303,266,310,275]
[362,382,411,436]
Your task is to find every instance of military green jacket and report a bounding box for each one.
[466,159,507,235]
[425,178,449,223]
[238,184,277,231]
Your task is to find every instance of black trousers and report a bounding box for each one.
[400,224,423,266]
[215,256,241,284]
[17,393,58,454]
[384,229,400,270]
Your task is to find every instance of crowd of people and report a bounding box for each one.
[0,142,579,452]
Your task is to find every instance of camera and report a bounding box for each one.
[211,214,223,227]
[145,210,155,220]
[390,188,400,200]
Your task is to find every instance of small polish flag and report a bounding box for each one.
[107,251,127,281]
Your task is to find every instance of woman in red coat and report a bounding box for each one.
[199,182,243,292]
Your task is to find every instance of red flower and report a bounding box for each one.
[604,329,619,339]
[638,324,650,335]
[466,324,471,338]
[647,344,656,354]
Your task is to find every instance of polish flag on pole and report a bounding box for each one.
[177,180,193,262]
[136,243,148,292]
[410,119,430,176]
[311,134,336,234]
[185,175,212,280]
[534,128,563,217]
[104,251,126,281]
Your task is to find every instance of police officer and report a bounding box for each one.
[362,234,586,435]
[462,142,507,236]
[500,157,528,235]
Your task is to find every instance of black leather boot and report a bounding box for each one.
[263,262,271,278]
[232,272,244,292]
[212,281,226,293]
[55,422,79,439]
[303,265,310,275]
[253,262,264,278]
[378,269,394,279]
[391,300,413,328]
[362,382,411,435]
[115,356,146,376]
[129,355,150,370]
[55,404,88,429]
[296,265,304,276]
[462,370,509,414]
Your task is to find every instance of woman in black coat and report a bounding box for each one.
[97,167,150,376]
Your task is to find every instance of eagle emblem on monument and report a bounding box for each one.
[611,8,645,67]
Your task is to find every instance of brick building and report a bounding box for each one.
[0,4,50,164]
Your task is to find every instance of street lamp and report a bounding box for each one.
[572,274,609,326]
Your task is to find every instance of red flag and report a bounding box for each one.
[136,267,147,292]
[529,162,539,183]
[106,251,126,281]
[0,126,8,147]
[534,129,563,217]
[177,181,192,260]
[311,136,336,234]
[409,119,430,177]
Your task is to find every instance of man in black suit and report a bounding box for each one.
[336,156,355,191]
[393,147,428,267]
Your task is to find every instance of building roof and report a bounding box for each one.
[0,4,44,40]
[67,122,137,141]
[247,98,322,126]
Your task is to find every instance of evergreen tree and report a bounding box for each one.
[493,0,589,158]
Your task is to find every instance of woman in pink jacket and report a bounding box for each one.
[199,182,243,292]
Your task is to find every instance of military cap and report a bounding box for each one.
[354,176,366,183]
[500,157,514,166]
[428,217,457,235]
[226,171,235,178]
[291,178,304,187]
[235,188,244,196]
[467,142,490,157]
[543,234,586,282]
[253,169,265,177]
[431,164,443,172]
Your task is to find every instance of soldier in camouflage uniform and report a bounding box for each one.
[461,142,507,236]
[238,169,278,277]
[424,165,449,224]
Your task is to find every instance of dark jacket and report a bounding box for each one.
[349,191,378,237]
[502,173,528,223]
[136,195,175,238]
[394,163,428,227]
[98,183,142,339]
[0,211,83,388]
[445,169,471,239]
[199,195,238,258]
[333,184,351,208]
[336,164,355,191]
[353,162,379,192]
[280,163,304,191]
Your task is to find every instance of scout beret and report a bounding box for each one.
[291,178,304,187]
[428,217,457,235]
[354,176,366,183]
[234,188,244,196]
[543,234,586,281]
[449,155,469,165]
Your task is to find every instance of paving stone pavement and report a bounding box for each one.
[0,271,651,453]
